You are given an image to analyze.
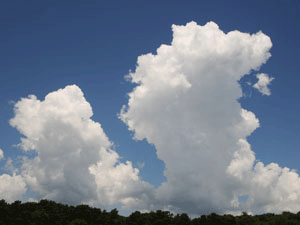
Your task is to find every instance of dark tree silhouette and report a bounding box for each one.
[0,199,300,225]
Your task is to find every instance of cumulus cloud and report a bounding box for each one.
[253,73,274,96]
[0,174,26,203]
[228,142,300,213]
[0,149,26,202]
[8,85,152,208]
[120,21,300,214]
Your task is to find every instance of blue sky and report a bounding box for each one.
[0,0,299,215]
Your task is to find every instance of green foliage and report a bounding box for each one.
[31,209,50,224]
[174,213,191,225]
[69,219,88,225]
[0,199,300,225]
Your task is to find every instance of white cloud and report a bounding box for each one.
[0,148,3,160]
[120,21,300,214]
[228,143,300,213]
[0,150,26,203]
[8,85,153,208]
[253,73,274,96]
[0,173,27,203]
[227,139,256,181]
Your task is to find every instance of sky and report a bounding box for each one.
[0,0,299,216]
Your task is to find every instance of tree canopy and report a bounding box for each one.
[0,199,300,225]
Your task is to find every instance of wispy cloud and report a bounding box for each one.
[0,148,3,160]
[253,73,274,96]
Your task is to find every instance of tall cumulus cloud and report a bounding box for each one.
[120,21,300,214]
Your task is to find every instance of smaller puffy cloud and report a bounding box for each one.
[0,174,27,203]
[253,73,274,96]
[249,162,300,213]
[0,149,3,160]
[228,139,300,213]
[8,84,153,209]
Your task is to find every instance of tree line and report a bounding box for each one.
[0,199,300,225]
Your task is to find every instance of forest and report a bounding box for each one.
[0,199,300,225]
